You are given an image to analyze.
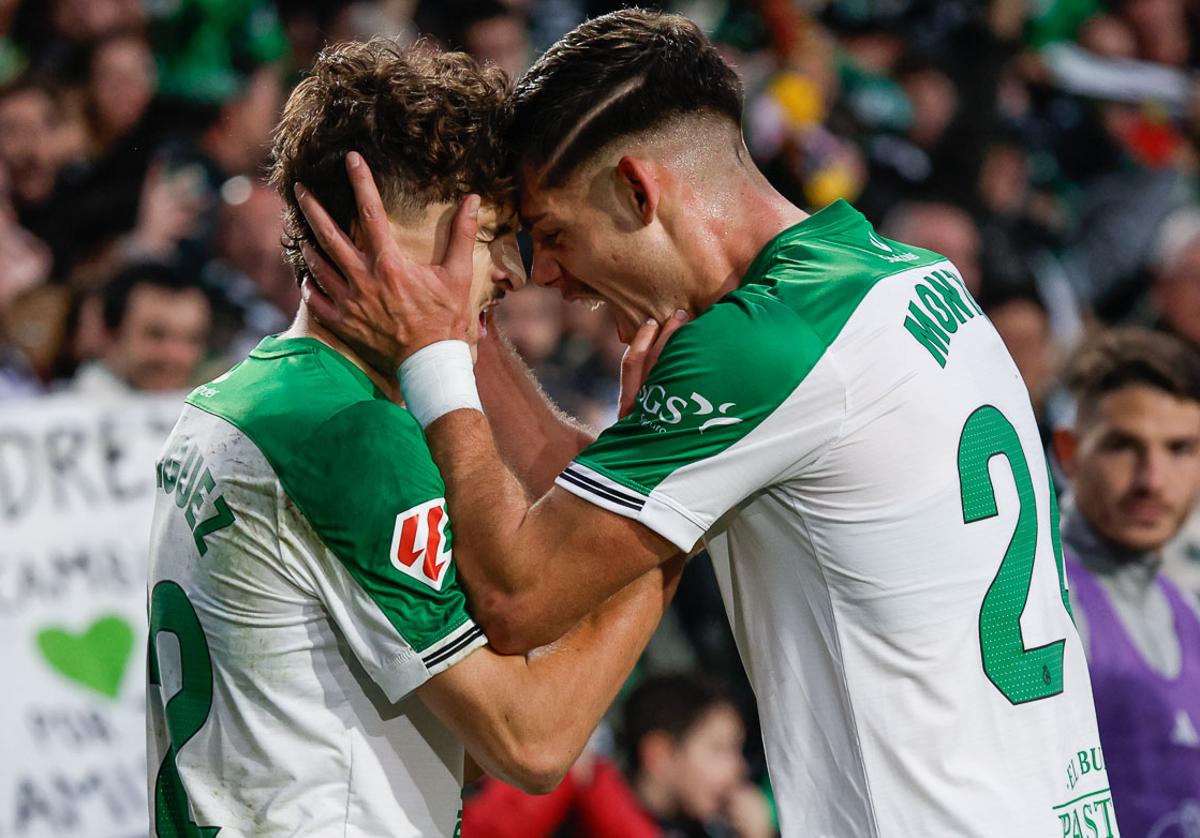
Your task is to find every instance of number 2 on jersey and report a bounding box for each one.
[958,405,1072,705]
[149,580,219,837]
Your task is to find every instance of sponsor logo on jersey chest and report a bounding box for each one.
[635,387,743,434]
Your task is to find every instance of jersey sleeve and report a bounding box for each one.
[557,292,846,551]
[281,400,486,701]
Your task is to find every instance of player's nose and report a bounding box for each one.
[491,244,526,292]
[530,249,563,289]
[1133,449,1169,494]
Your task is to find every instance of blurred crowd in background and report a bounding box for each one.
[1,0,1199,835]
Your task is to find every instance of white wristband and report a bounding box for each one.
[398,340,483,428]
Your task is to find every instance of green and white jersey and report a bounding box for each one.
[557,202,1115,837]
[146,336,486,837]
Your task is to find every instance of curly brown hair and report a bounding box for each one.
[268,39,512,285]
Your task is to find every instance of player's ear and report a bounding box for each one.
[1052,428,1079,478]
[616,156,659,227]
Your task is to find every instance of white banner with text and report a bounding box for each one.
[0,392,182,838]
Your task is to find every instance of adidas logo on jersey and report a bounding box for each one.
[868,231,919,263]
[1171,710,1200,748]
[389,498,453,591]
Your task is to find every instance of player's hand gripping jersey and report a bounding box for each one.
[147,337,485,837]
[556,201,1116,837]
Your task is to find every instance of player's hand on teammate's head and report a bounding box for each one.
[294,151,481,372]
[618,309,689,418]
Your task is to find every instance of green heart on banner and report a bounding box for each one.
[36,615,135,699]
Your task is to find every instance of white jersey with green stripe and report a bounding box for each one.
[557,201,1116,837]
[146,336,485,837]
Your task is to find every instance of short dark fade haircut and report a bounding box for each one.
[268,39,512,285]
[1061,328,1200,418]
[509,8,744,187]
[101,262,207,332]
[621,673,736,774]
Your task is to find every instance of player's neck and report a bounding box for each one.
[684,171,809,311]
[284,305,403,403]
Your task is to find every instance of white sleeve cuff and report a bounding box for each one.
[419,619,488,679]
[555,462,705,552]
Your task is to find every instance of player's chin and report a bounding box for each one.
[1107,517,1177,552]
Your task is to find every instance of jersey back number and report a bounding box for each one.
[148,580,220,837]
[957,405,1073,705]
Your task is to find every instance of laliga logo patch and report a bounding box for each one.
[390,498,453,591]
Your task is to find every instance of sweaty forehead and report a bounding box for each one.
[517,181,559,230]
[517,163,590,231]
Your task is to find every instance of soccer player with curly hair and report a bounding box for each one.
[146,40,680,837]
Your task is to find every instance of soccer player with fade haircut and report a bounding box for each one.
[146,39,681,838]
[299,10,1119,836]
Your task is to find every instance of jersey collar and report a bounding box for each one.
[251,334,383,398]
[740,199,868,287]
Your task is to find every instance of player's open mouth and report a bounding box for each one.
[478,293,505,335]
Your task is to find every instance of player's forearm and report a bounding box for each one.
[419,560,679,795]
[427,409,672,654]
[427,409,546,599]
[494,559,682,785]
[476,328,594,495]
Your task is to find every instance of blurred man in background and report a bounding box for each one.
[985,287,1057,443]
[1151,208,1200,349]
[0,76,66,251]
[72,261,209,394]
[880,200,984,295]
[206,179,298,359]
[1056,328,1200,838]
[446,0,532,83]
